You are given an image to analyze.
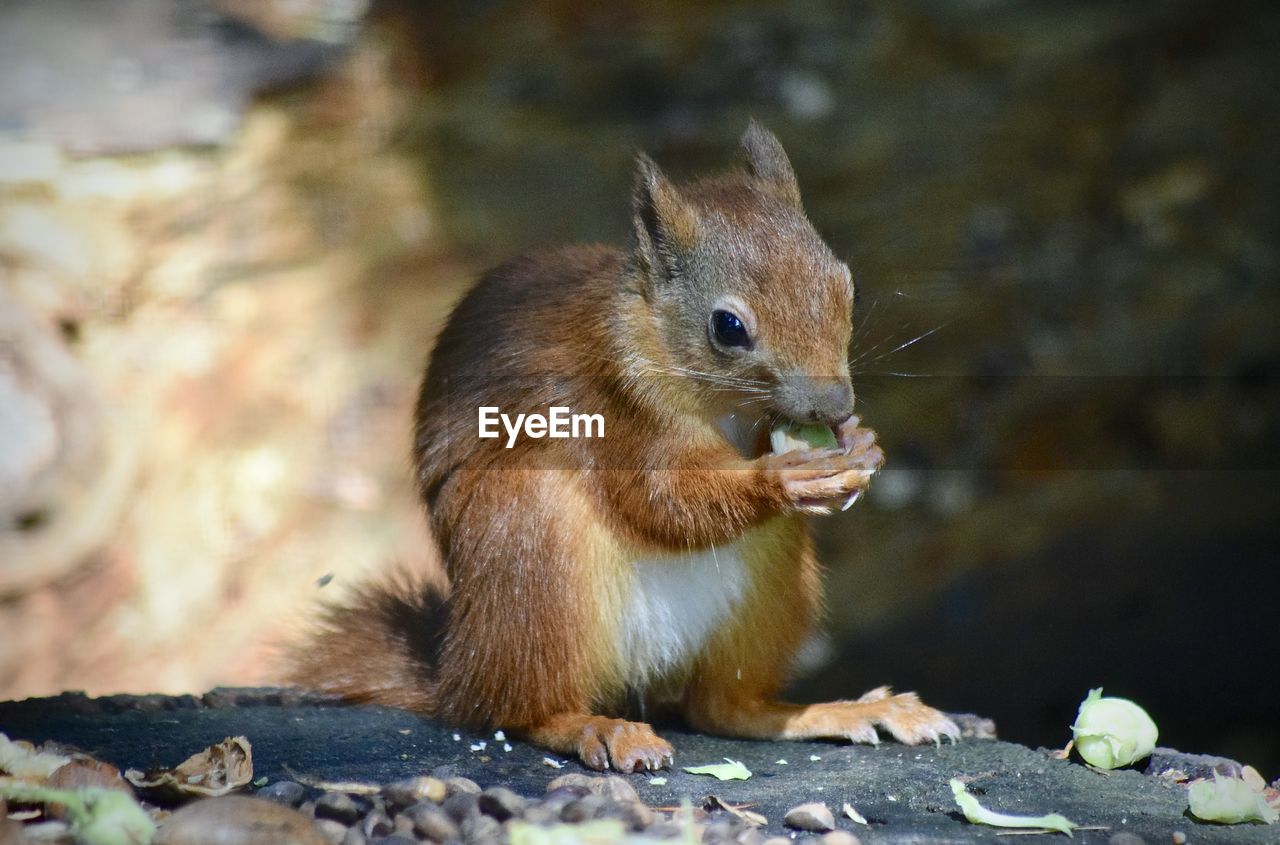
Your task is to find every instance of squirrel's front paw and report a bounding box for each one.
[575,717,674,773]
[835,414,882,461]
[763,418,884,515]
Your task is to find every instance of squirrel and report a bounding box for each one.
[289,122,960,772]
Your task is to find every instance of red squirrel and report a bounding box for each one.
[290,122,960,771]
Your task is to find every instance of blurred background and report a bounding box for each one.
[1,0,1276,772]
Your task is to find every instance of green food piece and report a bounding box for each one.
[682,758,752,781]
[0,783,155,845]
[1070,687,1158,769]
[1187,772,1279,824]
[769,421,838,454]
[949,779,1078,837]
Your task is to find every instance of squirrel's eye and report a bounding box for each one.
[710,310,751,349]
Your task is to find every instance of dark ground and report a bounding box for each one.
[1,0,1278,806]
[0,689,1275,844]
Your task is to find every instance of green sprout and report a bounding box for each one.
[1187,772,1278,825]
[1070,688,1158,769]
[950,778,1078,836]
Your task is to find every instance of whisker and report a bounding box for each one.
[849,320,914,368]
[853,294,881,343]
[882,324,946,357]
[639,361,769,388]
[849,314,947,366]
[852,324,947,371]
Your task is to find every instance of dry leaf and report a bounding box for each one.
[125,736,253,801]
[705,795,767,827]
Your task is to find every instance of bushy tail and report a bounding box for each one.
[286,569,449,714]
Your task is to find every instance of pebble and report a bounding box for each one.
[154,795,329,845]
[442,792,481,824]
[596,798,655,829]
[315,818,351,845]
[762,837,792,845]
[383,776,447,809]
[561,794,606,823]
[314,792,368,826]
[405,801,461,842]
[541,785,589,809]
[256,780,306,808]
[823,831,862,845]
[370,837,418,845]
[703,817,744,842]
[342,827,367,845]
[601,800,655,831]
[477,786,527,820]
[1171,833,1186,845]
[737,829,767,845]
[361,810,395,837]
[546,773,599,792]
[45,757,126,793]
[521,805,560,825]
[445,776,482,796]
[591,775,640,803]
[645,821,686,838]
[1108,834,1146,845]
[784,802,836,833]
[460,813,502,842]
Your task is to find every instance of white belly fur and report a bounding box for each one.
[616,540,751,689]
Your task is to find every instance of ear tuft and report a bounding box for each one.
[633,152,699,280]
[740,119,802,209]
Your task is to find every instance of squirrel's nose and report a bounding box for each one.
[808,380,854,426]
[778,375,853,427]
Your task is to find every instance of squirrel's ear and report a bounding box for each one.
[633,153,699,280]
[740,119,802,209]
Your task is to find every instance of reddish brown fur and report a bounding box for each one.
[289,123,958,770]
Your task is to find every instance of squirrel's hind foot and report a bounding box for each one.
[686,687,961,748]
[795,688,962,747]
